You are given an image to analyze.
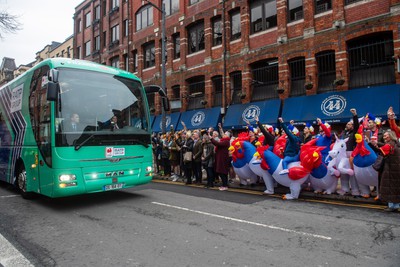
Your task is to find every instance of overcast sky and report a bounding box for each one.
[1,0,83,66]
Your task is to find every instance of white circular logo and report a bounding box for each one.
[191,111,205,127]
[321,95,346,117]
[160,115,171,130]
[242,105,260,122]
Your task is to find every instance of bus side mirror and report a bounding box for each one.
[47,81,60,101]
[144,85,170,111]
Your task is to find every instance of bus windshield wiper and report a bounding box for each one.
[74,134,95,151]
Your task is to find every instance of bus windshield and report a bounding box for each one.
[55,68,150,148]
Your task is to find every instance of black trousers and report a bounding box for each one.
[184,162,193,184]
[193,161,202,183]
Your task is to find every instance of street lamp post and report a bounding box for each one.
[144,0,167,133]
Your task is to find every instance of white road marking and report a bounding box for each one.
[0,233,33,266]
[0,195,19,198]
[152,202,332,240]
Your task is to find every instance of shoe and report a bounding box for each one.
[219,186,228,191]
[279,169,289,175]
[172,177,178,182]
[383,207,397,212]
[239,183,245,187]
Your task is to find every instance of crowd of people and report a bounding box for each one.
[152,106,400,212]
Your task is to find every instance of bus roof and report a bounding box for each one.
[1,58,141,91]
[43,58,141,81]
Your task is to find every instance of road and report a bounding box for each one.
[0,181,399,267]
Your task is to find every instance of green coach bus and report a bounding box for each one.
[0,58,166,198]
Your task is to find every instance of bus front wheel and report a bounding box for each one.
[17,166,35,199]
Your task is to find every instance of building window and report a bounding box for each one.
[173,33,180,59]
[316,50,336,93]
[230,10,241,41]
[190,0,200,5]
[85,12,91,28]
[124,54,129,71]
[111,24,119,42]
[77,19,82,32]
[288,57,306,97]
[94,35,101,51]
[76,46,81,59]
[143,42,155,69]
[345,0,363,5]
[103,31,107,47]
[95,5,101,20]
[187,76,205,110]
[230,71,242,104]
[132,50,138,72]
[348,33,395,88]
[212,76,222,106]
[288,0,303,22]
[111,0,119,9]
[171,85,180,99]
[102,0,107,16]
[187,21,205,54]
[84,41,91,57]
[111,56,119,68]
[314,0,332,14]
[124,19,129,37]
[212,16,222,46]
[136,5,153,31]
[164,0,179,16]
[250,0,277,34]
[251,59,279,100]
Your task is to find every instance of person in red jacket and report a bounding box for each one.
[211,131,232,191]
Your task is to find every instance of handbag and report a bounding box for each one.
[372,154,385,172]
[183,151,193,163]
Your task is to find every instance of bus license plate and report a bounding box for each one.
[103,183,124,191]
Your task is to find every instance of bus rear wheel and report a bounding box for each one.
[17,166,35,199]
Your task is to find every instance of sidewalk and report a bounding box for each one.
[153,173,385,206]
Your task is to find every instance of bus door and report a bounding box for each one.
[29,66,53,195]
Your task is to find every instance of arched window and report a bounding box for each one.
[136,5,153,31]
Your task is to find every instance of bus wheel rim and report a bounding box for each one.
[18,171,27,192]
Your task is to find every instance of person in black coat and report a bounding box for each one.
[63,113,83,132]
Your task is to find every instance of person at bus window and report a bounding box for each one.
[102,115,123,130]
[63,113,82,133]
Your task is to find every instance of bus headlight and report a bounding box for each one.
[59,174,77,182]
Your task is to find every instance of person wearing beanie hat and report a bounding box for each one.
[255,115,275,146]
[365,112,384,144]
[287,124,300,136]
[278,117,301,175]
[245,120,258,146]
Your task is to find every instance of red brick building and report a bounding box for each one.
[73,0,400,130]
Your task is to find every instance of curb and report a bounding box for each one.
[152,175,385,207]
